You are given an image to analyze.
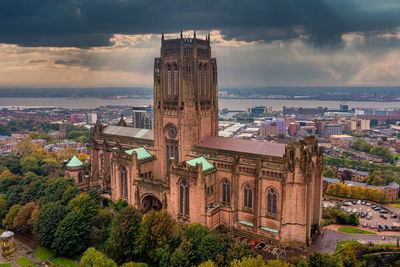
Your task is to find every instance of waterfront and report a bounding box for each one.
[2,97,400,111]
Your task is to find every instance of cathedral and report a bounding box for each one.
[85,32,323,246]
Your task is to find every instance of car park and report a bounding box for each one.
[250,240,258,246]
[257,243,265,249]
[380,214,387,219]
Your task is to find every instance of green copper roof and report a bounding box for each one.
[125,147,152,160]
[66,155,83,167]
[237,220,254,227]
[186,156,214,172]
[260,226,280,233]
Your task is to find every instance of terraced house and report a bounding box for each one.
[87,33,323,246]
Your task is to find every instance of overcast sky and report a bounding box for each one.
[1,0,400,88]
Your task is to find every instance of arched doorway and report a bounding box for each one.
[141,195,162,213]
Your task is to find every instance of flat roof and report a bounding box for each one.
[197,136,286,157]
[103,125,154,140]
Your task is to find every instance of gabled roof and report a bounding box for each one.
[103,125,154,141]
[66,155,83,167]
[186,156,215,172]
[125,147,152,160]
[197,136,286,157]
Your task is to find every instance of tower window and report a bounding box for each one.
[203,66,207,97]
[78,172,83,183]
[180,179,189,216]
[174,65,178,97]
[267,188,277,214]
[167,65,172,96]
[198,64,202,95]
[222,179,231,203]
[244,184,252,209]
[120,166,128,198]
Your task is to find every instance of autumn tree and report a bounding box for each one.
[14,202,39,234]
[2,204,21,230]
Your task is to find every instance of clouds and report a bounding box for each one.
[1,0,400,48]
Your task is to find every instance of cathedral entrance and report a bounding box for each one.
[141,195,162,213]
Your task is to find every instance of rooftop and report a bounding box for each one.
[125,147,153,161]
[103,125,154,141]
[197,136,286,157]
[186,156,215,172]
[66,155,83,167]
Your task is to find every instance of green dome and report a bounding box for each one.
[66,155,83,167]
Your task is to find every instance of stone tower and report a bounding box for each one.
[153,31,219,179]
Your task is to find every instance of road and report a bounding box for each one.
[310,228,400,254]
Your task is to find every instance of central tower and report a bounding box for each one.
[153,31,218,178]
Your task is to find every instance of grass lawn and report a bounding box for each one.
[16,257,36,267]
[335,240,360,252]
[50,257,79,267]
[338,227,376,235]
[0,263,11,267]
[390,204,400,209]
[34,246,56,261]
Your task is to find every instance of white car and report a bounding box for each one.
[357,200,361,205]
[366,203,371,206]
[352,209,357,213]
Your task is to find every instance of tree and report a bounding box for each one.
[34,201,67,248]
[137,210,180,263]
[121,263,148,267]
[14,202,39,234]
[41,178,77,204]
[67,192,99,219]
[80,247,117,267]
[89,209,113,249]
[52,211,91,256]
[2,204,21,230]
[348,213,359,226]
[0,168,15,180]
[20,156,40,174]
[106,206,142,264]
[230,255,267,267]
[170,239,194,267]
[198,260,217,267]
[370,146,394,163]
[307,252,342,267]
[323,167,335,178]
[0,194,7,221]
[15,139,40,156]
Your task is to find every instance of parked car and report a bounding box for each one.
[392,226,399,231]
[257,243,265,249]
[323,203,328,208]
[366,215,371,220]
[363,222,368,227]
[380,210,389,214]
[352,209,357,213]
[378,224,384,230]
[362,201,366,205]
[391,214,398,218]
[380,214,387,219]
[385,225,392,231]
[357,211,361,217]
[353,200,357,204]
[250,240,258,246]
[366,202,371,206]
[357,200,361,205]
[371,205,377,208]
[347,209,352,213]
[361,212,366,218]
[370,224,375,229]
[342,202,349,206]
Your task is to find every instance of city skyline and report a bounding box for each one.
[1,1,400,88]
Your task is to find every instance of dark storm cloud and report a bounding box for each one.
[1,0,400,48]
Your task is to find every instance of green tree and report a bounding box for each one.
[170,239,194,267]
[198,260,217,267]
[323,167,335,178]
[0,194,7,221]
[67,192,99,219]
[80,247,117,267]
[2,204,21,230]
[20,156,40,174]
[106,206,142,264]
[137,210,180,264]
[52,211,91,256]
[121,262,148,267]
[41,178,77,204]
[348,213,359,226]
[89,209,113,249]
[307,252,342,267]
[34,201,67,248]
[370,146,394,163]
[230,255,266,267]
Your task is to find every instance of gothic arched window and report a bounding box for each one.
[180,179,189,216]
[174,64,178,98]
[222,179,231,203]
[244,184,252,209]
[203,64,207,97]
[198,64,202,94]
[267,188,277,214]
[120,167,128,198]
[78,172,83,183]
[167,64,172,97]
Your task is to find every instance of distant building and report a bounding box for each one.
[87,113,98,125]
[324,124,343,138]
[132,107,153,129]
[70,113,86,124]
[329,134,355,147]
[247,106,272,117]
[259,121,286,137]
[283,106,327,116]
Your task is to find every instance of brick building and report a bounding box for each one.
[89,34,323,246]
